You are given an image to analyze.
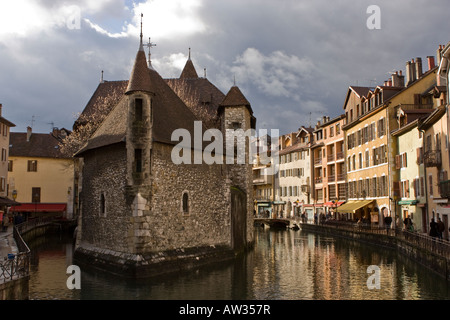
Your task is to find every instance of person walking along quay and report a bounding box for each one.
[429,218,439,238]
[437,218,445,240]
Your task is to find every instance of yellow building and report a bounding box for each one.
[0,104,17,225]
[418,106,448,238]
[341,55,438,226]
[429,42,450,240]
[391,109,432,233]
[8,127,75,219]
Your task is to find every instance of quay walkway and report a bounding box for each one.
[0,217,74,299]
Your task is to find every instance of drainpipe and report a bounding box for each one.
[419,125,429,234]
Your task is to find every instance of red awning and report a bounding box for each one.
[324,201,345,207]
[13,203,67,213]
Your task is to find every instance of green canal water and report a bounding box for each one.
[27,227,450,300]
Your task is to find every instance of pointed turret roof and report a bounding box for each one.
[180,48,199,79]
[219,85,255,129]
[220,86,251,110]
[126,42,153,95]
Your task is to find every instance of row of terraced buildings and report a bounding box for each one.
[253,43,450,240]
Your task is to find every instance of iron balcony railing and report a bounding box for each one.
[423,150,442,167]
[440,180,450,198]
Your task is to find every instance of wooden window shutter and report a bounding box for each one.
[406,180,410,197]
[393,181,400,197]
[395,155,401,169]
[413,179,417,197]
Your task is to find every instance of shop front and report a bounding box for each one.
[256,201,272,218]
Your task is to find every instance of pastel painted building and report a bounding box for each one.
[8,127,74,219]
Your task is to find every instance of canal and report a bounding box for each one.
[27,227,450,300]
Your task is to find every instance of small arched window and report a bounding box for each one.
[182,192,189,215]
[100,193,106,216]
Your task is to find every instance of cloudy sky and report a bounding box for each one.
[0,0,449,135]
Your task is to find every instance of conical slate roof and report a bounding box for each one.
[126,43,153,95]
[77,42,210,155]
[180,59,199,79]
[220,86,252,111]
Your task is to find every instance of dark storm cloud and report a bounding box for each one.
[1,0,450,136]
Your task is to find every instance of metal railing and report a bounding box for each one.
[0,217,55,283]
[311,219,450,259]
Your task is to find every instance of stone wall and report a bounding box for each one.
[0,276,29,300]
[141,142,232,253]
[78,143,129,253]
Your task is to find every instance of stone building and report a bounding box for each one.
[73,35,256,277]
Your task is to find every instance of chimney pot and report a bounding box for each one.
[437,45,443,65]
[427,56,435,70]
[415,57,423,78]
[26,126,32,142]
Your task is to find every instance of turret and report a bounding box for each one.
[125,16,154,219]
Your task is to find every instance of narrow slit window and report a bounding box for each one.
[182,192,189,214]
[135,98,143,121]
[100,193,106,216]
[135,149,143,173]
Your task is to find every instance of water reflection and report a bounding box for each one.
[28,228,450,300]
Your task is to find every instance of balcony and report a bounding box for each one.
[336,152,344,161]
[253,176,271,185]
[337,173,346,181]
[327,154,335,162]
[254,195,272,202]
[328,174,335,182]
[424,150,442,167]
[315,177,323,184]
[440,180,450,198]
[314,158,322,166]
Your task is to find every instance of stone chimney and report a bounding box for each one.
[437,45,443,66]
[415,57,423,79]
[406,59,416,86]
[392,71,405,87]
[26,126,32,142]
[427,56,435,70]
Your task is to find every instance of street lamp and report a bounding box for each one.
[12,190,17,210]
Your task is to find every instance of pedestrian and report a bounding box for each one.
[429,218,439,238]
[437,218,445,240]
[2,213,9,232]
[403,216,412,231]
[384,215,392,229]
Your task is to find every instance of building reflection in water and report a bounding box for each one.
[27,229,449,300]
